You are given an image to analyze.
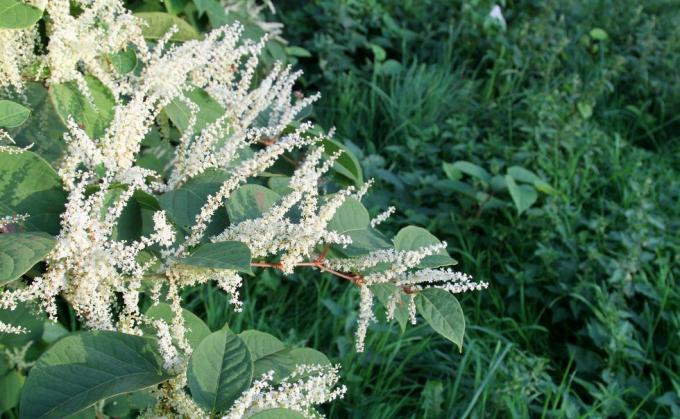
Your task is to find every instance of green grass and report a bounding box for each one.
[194,0,680,417]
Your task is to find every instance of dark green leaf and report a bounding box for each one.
[505,175,537,214]
[239,330,285,360]
[393,226,456,269]
[20,331,172,419]
[327,197,369,234]
[179,241,252,273]
[49,76,115,139]
[159,169,229,234]
[0,149,66,234]
[0,232,55,284]
[0,100,30,128]
[226,184,280,224]
[415,288,465,351]
[187,330,253,413]
[451,161,491,184]
[322,138,363,186]
[164,87,225,133]
[144,303,211,349]
[0,370,23,414]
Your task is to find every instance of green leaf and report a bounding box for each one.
[49,75,115,139]
[415,288,465,351]
[327,197,369,234]
[0,302,44,348]
[285,46,312,58]
[164,87,225,133]
[19,331,172,419]
[251,347,330,382]
[0,0,42,29]
[441,162,462,180]
[134,12,200,41]
[507,166,540,184]
[239,330,285,360]
[505,175,537,214]
[0,100,30,128]
[158,169,229,234]
[187,330,253,413]
[0,232,55,284]
[335,228,391,258]
[0,370,24,414]
[393,226,456,269]
[4,83,66,163]
[0,149,66,235]
[107,48,137,74]
[451,161,491,185]
[250,409,306,419]
[144,303,211,349]
[179,241,252,273]
[226,184,280,224]
[322,138,363,186]
[589,28,608,41]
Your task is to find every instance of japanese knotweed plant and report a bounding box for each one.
[0,1,487,418]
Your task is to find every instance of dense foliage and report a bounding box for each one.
[275,0,680,417]
[0,1,483,418]
[1,0,679,418]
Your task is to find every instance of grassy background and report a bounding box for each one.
[186,0,680,417]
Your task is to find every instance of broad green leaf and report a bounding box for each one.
[158,169,230,234]
[164,87,225,133]
[49,75,115,139]
[322,138,363,186]
[442,162,462,180]
[505,175,537,214]
[134,12,200,41]
[144,303,211,349]
[0,370,24,414]
[41,321,68,345]
[0,302,44,348]
[0,100,30,128]
[287,347,331,367]
[589,28,608,41]
[4,83,66,163]
[335,228,391,257]
[327,197,369,234]
[285,46,312,58]
[0,232,55,284]
[239,330,285,360]
[0,0,42,29]
[415,288,465,351]
[187,330,253,413]
[451,161,491,184]
[394,226,456,269]
[250,409,305,419]
[252,346,330,382]
[107,48,137,74]
[179,241,252,274]
[20,331,172,419]
[0,149,66,234]
[507,166,540,184]
[226,184,280,224]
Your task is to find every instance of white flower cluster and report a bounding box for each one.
[43,0,147,96]
[212,146,353,273]
[225,364,347,418]
[0,25,40,91]
[0,320,26,334]
[1,166,175,331]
